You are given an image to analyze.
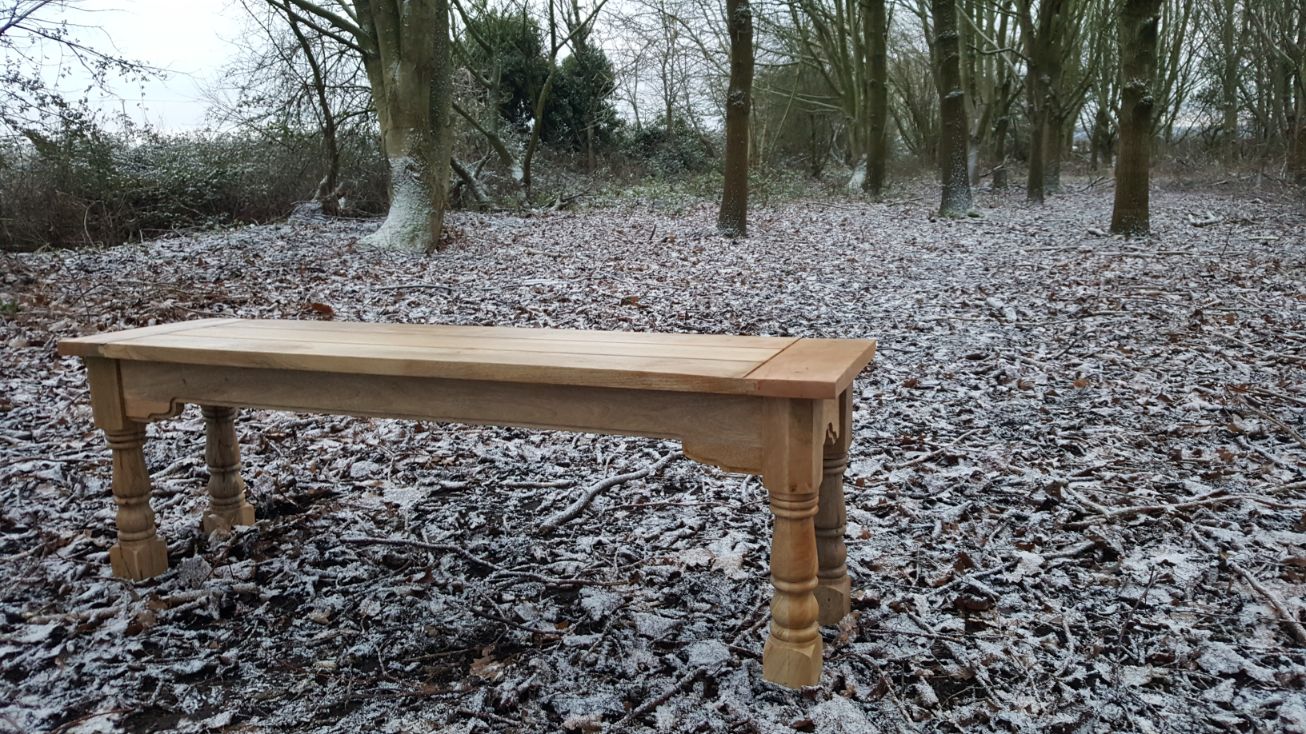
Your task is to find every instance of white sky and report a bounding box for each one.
[38,0,246,130]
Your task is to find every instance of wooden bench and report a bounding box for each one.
[58,318,876,688]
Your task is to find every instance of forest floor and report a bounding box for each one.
[1,181,1305,734]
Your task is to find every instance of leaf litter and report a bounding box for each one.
[0,183,1304,733]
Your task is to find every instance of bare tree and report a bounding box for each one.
[227,0,366,215]
[0,0,153,132]
[1110,0,1162,235]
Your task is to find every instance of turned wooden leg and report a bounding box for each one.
[815,390,852,625]
[760,398,825,688]
[105,424,169,580]
[201,406,255,533]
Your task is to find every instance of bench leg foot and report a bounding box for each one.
[762,489,823,688]
[106,424,168,580]
[201,406,255,533]
[815,436,851,626]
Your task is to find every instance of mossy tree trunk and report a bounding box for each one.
[281,0,453,252]
[718,0,754,236]
[1110,0,1163,236]
[933,0,973,217]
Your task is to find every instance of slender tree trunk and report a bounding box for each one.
[933,0,973,217]
[281,2,340,215]
[1026,91,1047,203]
[992,112,1009,189]
[1294,16,1306,185]
[863,0,888,198]
[1294,89,1306,185]
[718,0,754,236]
[1220,0,1239,165]
[1110,0,1162,236]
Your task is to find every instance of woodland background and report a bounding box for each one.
[1,1,1305,732]
[0,0,1304,250]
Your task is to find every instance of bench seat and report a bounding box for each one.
[59,319,876,688]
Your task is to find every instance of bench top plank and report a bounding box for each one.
[59,319,875,398]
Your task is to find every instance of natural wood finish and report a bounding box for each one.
[201,406,255,533]
[86,358,169,580]
[59,319,873,399]
[759,398,825,688]
[114,363,767,464]
[61,320,878,689]
[746,339,878,399]
[815,389,853,625]
[103,424,169,580]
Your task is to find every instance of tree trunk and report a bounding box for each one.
[717,0,754,236]
[933,0,973,217]
[357,0,453,252]
[1220,0,1239,165]
[1027,112,1047,203]
[1110,0,1162,236]
[1044,122,1063,194]
[1293,15,1306,185]
[992,112,1009,189]
[1293,90,1306,185]
[863,0,888,198]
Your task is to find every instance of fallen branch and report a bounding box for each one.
[1066,493,1300,527]
[538,451,681,533]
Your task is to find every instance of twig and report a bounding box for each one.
[1229,561,1306,646]
[1237,437,1304,476]
[1210,331,1306,365]
[501,478,575,489]
[618,592,771,726]
[338,536,620,586]
[1195,531,1306,646]
[457,708,531,729]
[374,283,454,293]
[464,603,568,637]
[538,451,681,533]
[617,666,708,726]
[888,429,980,471]
[1065,492,1301,527]
[1234,396,1306,453]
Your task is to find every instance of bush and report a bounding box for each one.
[624,119,716,177]
[0,123,388,251]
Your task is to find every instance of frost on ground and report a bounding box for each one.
[1,182,1304,733]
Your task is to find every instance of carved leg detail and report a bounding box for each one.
[201,406,255,533]
[762,490,823,687]
[815,445,851,625]
[105,424,168,580]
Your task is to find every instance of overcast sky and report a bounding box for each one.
[46,0,246,130]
